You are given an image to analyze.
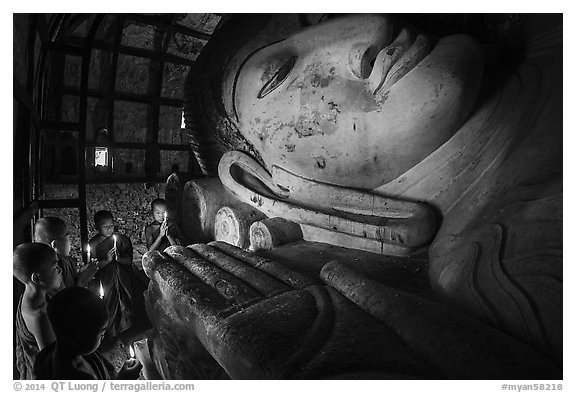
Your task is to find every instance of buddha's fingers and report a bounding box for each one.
[189,243,292,296]
[321,261,561,380]
[203,286,329,379]
[209,241,320,289]
[164,246,262,305]
[220,150,436,249]
[142,250,227,318]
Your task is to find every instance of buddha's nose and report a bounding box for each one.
[346,16,394,79]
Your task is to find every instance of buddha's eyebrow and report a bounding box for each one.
[231,39,285,122]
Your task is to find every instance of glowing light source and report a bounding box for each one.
[129,344,135,359]
[94,147,108,167]
[99,281,104,299]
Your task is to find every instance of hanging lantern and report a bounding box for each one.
[94,127,112,172]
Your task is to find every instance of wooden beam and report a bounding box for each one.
[34,14,51,47]
[124,13,211,41]
[77,14,105,257]
[47,41,84,56]
[63,34,197,66]
[37,199,80,209]
[78,39,196,66]
[105,15,125,177]
[61,87,184,107]
[40,120,79,131]
[13,78,41,129]
[84,140,191,151]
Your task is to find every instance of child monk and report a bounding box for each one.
[34,216,98,291]
[144,198,183,252]
[14,243,62,379]
[34,286,142,380]
[88,210,144,340]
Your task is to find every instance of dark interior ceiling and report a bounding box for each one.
[13,13,223,246]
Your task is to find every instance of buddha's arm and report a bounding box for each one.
[321,261,561,379]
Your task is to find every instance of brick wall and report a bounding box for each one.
[42,182,166,264]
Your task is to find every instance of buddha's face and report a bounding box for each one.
[224,15,483,189]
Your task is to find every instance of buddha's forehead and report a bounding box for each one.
[221,14,307,118]
[285,14,393,49]
[222,15,399,118]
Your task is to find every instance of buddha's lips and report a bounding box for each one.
[370,32,431,96]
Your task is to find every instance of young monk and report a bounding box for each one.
[144,198,182,252]
[34,286,142,380]
[13,243,62,379]
[88,210,144,340]
[34,216,98,292]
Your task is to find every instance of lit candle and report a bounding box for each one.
[163,211,167,223]
[129,344,135,360]
[87,244,91,262]
[113,234,117,249]
[99,281,104,299]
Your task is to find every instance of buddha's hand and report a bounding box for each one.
[142,242,433,379]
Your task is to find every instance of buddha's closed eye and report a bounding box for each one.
[257,56,298,99]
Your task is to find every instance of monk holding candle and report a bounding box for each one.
[88,210,145,341]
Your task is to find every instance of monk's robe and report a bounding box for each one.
[88,233,145,338]
[16,256,78,379]
[15,296,39,380]
[58,256,78,288]
[34,342,115,380]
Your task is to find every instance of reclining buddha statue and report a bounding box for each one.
[142,13,562,379]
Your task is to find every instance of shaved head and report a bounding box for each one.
[48,287,108,346]
[13,243,58,284]
[34,217,67,245]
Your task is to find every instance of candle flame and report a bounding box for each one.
[164,211,167,222]
[87,244,91,253]
[129,344,135,358]
[99,281,104,298]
